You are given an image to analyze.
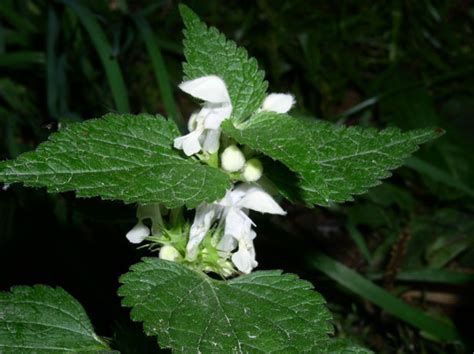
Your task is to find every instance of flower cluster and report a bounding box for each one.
[126,75,294,276]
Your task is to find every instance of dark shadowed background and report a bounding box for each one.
[1,1,473,352]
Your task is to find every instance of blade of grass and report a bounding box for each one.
[0,23,5,54]
[367,268,474,285]
[308,251,461,342]
[0,51,45,68]
[133,13,183,128]
[0,2,36,33]
[347,222,372,264]
[59,0,130,112]
[405,156,474,198]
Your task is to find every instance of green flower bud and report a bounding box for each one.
[241,158,263,182]
[220,145,245,172]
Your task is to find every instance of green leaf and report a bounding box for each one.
[0,113,230,208]
[119,258,334,353]
[222,112,442,206]
[180,5,268,122]
[0,285,110,352]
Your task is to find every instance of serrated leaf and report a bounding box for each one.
[223,112,442,206]
[0,285,110,352]
[0,113,230,208]
[180,5,268,122]
[119,258,334,353]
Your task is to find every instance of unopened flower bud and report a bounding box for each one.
[159,245,181,262]
[220,145,245,172]
[241,158,263,182]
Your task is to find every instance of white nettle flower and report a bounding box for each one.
[261,93,295,113]
[186,183,285,273]
[174,75,232,156]
[186,203,220,260]
[219,184,286,273]
[126,204,163,244]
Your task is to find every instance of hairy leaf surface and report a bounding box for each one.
[223,112,442,206]
[119,258,334,353]
[0,285,109,352]
[180,5,268,122]
[0,113,230,208]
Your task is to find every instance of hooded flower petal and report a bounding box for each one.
[201,104,233,130]
[179,75,230,103]
[261,93,295,113]
[235,184,286,215]
[126,221,150,244]
[175,76,232,156]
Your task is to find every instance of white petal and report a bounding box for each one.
[202,129,221,153]
[232,240,258,274]
[179,75,230,103]
[187,112,199,132]
[203,104,233,130]
[224,208,253,239]
[173,130,203,156]
[186,204,218,260]
[126,221,150,244]
[261,93,295,113]
[237,184,286,215]
[217,232,238,253]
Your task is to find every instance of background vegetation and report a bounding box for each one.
[1,0,473,352]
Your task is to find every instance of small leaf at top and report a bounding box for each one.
[222,112,443,206]
[0,285,110,352]
[180,4,268,122]
[0,113,230,208]
[119,258,334,353]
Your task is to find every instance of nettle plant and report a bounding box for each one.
[0,5,442,353]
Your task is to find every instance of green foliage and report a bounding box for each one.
[0,285,109,352]
[0,113,230,208]
[119,258,334,353]
[223,112,442,206]
[180,5,268,122]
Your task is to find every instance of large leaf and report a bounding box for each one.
[0,113,230,208]
[0,285,110,352]
[222,112,442,206]
[180,5,268,122]
[119,258,334,353]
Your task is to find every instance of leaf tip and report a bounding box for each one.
[178,4,197,24]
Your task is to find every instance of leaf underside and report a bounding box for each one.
[119,258,334,353]
[0,285,109,352]
[180,5,268,122]
[0,113,230,208]
[223,112,442,206]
